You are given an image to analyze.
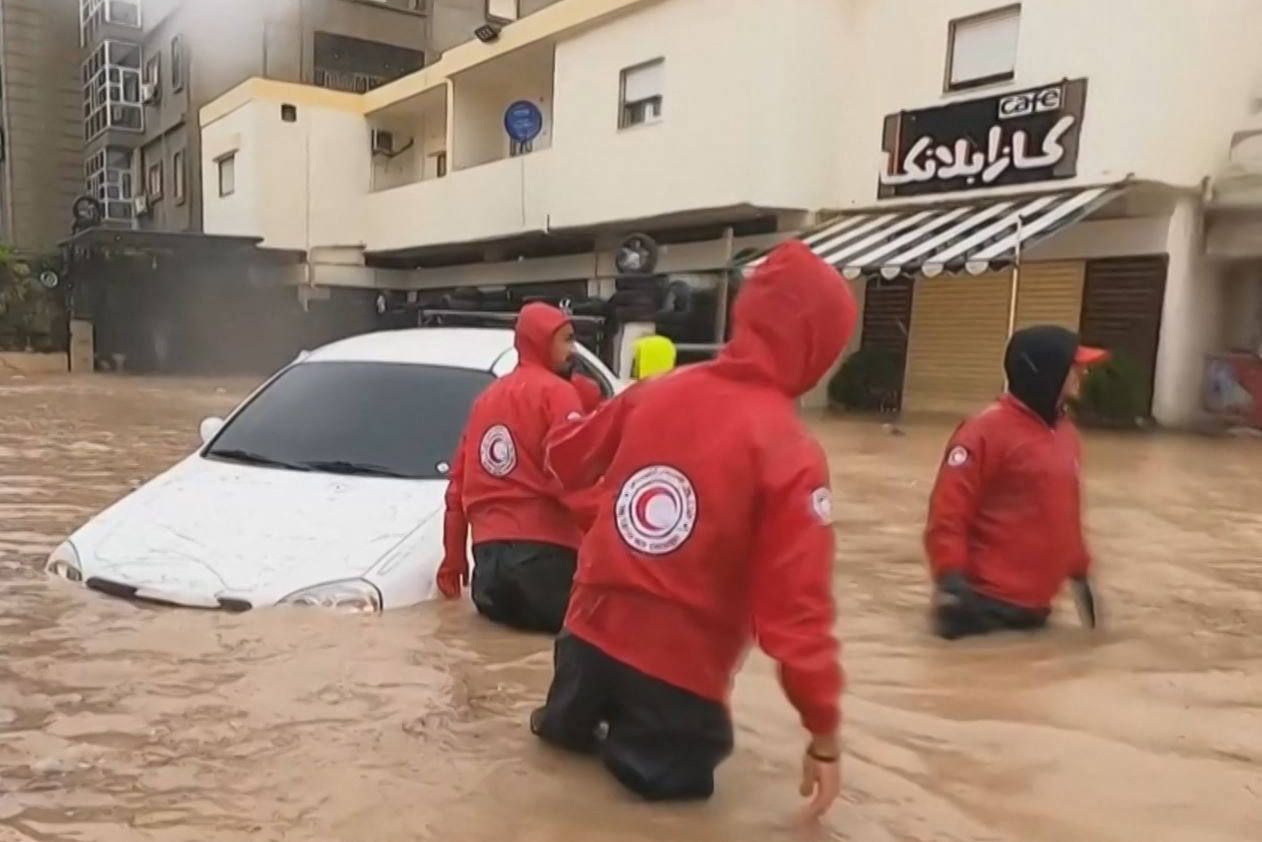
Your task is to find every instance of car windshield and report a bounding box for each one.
[206,361,493,480]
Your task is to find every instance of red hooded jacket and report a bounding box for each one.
[925,399,1092,611]
[441,304,585,576]
[571,374,604,413]
[544,241,856,735]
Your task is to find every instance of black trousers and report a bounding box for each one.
[934,589,1049,640]
[470,541,577,634]
[531,631,734,801]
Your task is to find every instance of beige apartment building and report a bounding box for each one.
[57,0,545,373]
[194,0,1262,426]
[0,0,81,254]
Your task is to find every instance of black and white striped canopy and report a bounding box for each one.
[747,185,1121,279]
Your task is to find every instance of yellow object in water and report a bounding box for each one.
[631,335,677,380]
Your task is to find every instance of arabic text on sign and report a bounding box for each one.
[879,114,1075,188]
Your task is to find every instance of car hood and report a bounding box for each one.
[82,456,446,603]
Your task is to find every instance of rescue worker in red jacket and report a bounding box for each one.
[436,302,587,633]
[530,241,856,816]
[925,324,1108,640]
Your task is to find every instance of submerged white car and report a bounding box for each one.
[45,328,619,612]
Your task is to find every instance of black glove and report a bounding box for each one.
[1071,576,1097,629]
[934,571,976,608]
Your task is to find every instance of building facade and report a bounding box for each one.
[198,0,1262,425]
[78,0,507,233]
[0,0,82,254]
[65,0,538,373]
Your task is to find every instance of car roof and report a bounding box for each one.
[300,327,515,370]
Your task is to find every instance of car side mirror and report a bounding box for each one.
[199,416,225,444]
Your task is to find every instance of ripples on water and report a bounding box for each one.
[1,376,1259,841]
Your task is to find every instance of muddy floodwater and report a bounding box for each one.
[0,375,1259,841]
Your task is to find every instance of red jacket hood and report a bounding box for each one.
[719,241,857,396]
[515,302,570,370]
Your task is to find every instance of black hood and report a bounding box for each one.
[1004,325,1080,426]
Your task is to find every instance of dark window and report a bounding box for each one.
[281,103,297,122]
[205,362,494,479]
[146,159,163,199]
[171,35,184,91]
[312,31,423,92]
[173,150,186,204]
[435,151,447,178]
[217,153,235,197]
[619,59,664,129]
[144,53,161,100]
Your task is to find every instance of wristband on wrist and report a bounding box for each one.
[806,745,839,763]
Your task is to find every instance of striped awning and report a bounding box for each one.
[747,185,1123,279]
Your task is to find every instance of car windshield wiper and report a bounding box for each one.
[208,449,311,472]
[302,460,414,479]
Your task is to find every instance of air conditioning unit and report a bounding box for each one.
[133,195,150,215]
[141,83,157,103]
[371,129,395,156]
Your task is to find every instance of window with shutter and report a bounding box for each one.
[946,5,1020,91]
[620,59,664,129]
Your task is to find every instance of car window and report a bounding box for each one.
[206,362,493,479]
[572,355,614,398]
[492,347,617,395]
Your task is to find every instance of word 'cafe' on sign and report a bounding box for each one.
[878,80,1088,198]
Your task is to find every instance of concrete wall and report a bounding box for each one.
[1221,264,1262,353]
[451,44,553,169]
[0,0,82,252]
[836,0,1262,207]
[203,93,370,251]
[0,352,67,375]
[545,0,845,227]
[136,0,449,234]
[1152,195,1221,427]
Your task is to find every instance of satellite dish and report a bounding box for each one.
[37,270,60,290]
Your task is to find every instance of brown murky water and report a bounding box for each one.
[1,375,1259,841]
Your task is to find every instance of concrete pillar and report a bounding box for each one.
[69,320,94,373]
[1152,194,1221,427]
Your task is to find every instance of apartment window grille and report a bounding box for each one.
[313,68,387,93]
[82,40,144,141]
[79,0,142,47]
[85,147,134,221]
[946,5,1020,91]
[619,59,664,129]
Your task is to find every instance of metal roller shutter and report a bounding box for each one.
[1079,256,1168,415]
[860,277,914,408]
[1014,260,1085,332]
[903,270,1011,415]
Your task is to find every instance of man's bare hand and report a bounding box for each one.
[799,734,841,821]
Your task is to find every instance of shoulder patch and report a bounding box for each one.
[946,445,970,468]
[615,465,698,555]
[479,425,517,477]
[810,487,834,525]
